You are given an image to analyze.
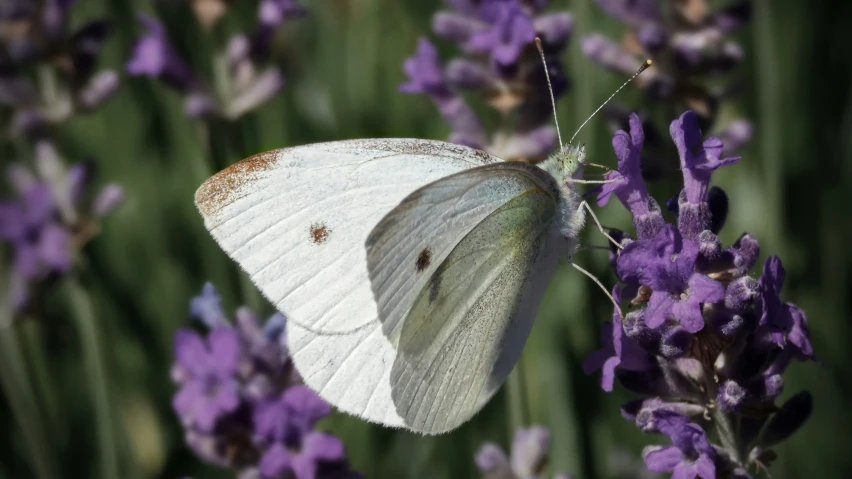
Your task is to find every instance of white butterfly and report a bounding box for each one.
[194,48,650,435]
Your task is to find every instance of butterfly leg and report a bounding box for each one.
[578,200,623,250]
[569,261,623,318]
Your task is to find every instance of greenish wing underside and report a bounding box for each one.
[389,189,556,434]
[365,162,559,347]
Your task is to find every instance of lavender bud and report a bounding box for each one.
[697,230,722,261]
[93,184,124,216]
[717,379,748,412]
[432,12,482,45]
[760,390,812,448]
[582,34,640,75]
[724,276,759,312]
[79,70,120,109]
[445,58,489,90]
[659,323,691,358]
[533,12,573,47]
[732,233,760,273]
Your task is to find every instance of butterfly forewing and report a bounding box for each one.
[194,139,500,336]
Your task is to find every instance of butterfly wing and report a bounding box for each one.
[195,139,499,335]
[365,162,559,345]
[369,162,565,434]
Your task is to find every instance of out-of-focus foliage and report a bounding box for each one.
[0,1,850,478]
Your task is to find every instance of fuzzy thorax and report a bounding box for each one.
[540,144,587,252]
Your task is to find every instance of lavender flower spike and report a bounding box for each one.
[670,111,741,239]
[642,411,717,479]
[597,113,665,239]
[583,286,652,391]
[467,0,536,66]
[126,14,197,92]
[172,327,242,432]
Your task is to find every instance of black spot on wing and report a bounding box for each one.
[415,247,432,272]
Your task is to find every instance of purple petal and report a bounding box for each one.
[475,443,510,474]
[400,38,445,95]
[600,356,621,392]
[672,462,699,479]
[172,379,204,416]
[190,282,228,328]
[511,426,549,477]
[688,273,724,303]
[174,329,211,376]
[259,442,293,477]
[207,327,242,376]
[695,454,716,479]
[38,223,72,272]
[643,445,683,472]
[670,296,705,333]
[300,431,345,461]
[284,384,330,429]
[645,292,674,328]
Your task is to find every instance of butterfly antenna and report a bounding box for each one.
[534,38,564,151]
[568,59,653,145]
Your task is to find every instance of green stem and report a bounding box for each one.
[65,279,120,479]
[506,354,532,437]
[0,318,58,479]
[20,322,62,444]
[755,0,782,231]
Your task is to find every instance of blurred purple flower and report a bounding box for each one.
[584,0,752,153]
[172,283,360,477]
[476,426,569,479]
[468,1,536,66]
[127,14,197,92]
[172,327,243,432]
[400,0,571,162]
[258,0,306,28]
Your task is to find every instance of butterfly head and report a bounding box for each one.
[541,143,586,184]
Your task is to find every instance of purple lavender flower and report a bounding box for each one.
[0,2,119,135]
[172,283,359,477]
[617,225,724,332]
[127,3,301,121]
[127,14,197,93]
[401,0,572,162]
[468,1,536,66]
[0,142,123,315]
[597,113,665,239]
[475,426,572,479]
[670,111,741,239]
[584,110,816,477]
[642,411,717,479]
[584,0,753,153]
[173,327,243,432]
[583,286,653,391]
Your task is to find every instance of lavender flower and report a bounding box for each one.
[0,140,123,316]
[127,3,302,121]
[172,283,360,478]
[475,426,573,479]
[401,0,573,162]
[0,1,119,137]
[584,0,752,152]
[585,110,816,478]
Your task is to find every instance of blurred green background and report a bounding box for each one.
[1,0,851,478]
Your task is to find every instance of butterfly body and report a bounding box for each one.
[195,139,588,434]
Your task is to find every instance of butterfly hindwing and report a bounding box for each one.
[365,162,558,345]
[365,162,563,434]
